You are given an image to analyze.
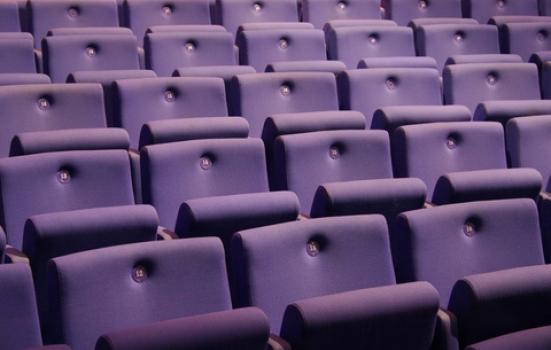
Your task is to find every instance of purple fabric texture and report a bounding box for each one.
[372,105,472,133]
[46,27,133,36]
[382,0,462,25]
[489,15,551,26]
[0,1,20,32]
[0,74,51,86]
[474,99,551,125]
[237,22,314,33]
[416,24,499,71]
[530,50,551,71]
[114,77,228,148]
[326,26,415,68]
[147,24,226,33]
[47,238,232,350]
[271,129,393,214]
[465,326,551,350]
[501,22,551,61]
[29,0,119,48]
[144,32,236,76]
[338,68,442,125]
[302,0,381,29]
[323,19,397,33]
[462,0,539,24]
[449,264,551,347]
[394,198,545,305]
[266,60,346,73]
[408,18,478,30]
[231,215,397,332]
[541,61,551,99]
[443,63,541,113]
[280,282,439,350]
[237,29,326,72]
[124,0,211,44]
[358,56,438,69]
[228,72,339,137]
[174,65,256,81]
[445,54,522,66]
[141,138,269,228]
[10,128,130,156]
[432,168,543,204]
[0,150,135,250]
[140,117,249,148]
[95,307,270,350]
[0,33,36,73]
[0,83,106,157]
[42,34,140,83]
[392,121,507,197]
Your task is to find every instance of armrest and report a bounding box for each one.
[448,264,551,347]
[175,191,299,246]
[432,168,542,205]
[432,309,459,350]
[280,282,440,350]
[5,245,29,264]
[156,226,178,240]
[95,307,270,350]
[310,177,426,218]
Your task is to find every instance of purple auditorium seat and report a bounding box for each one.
[67,70,157,128]
[465,325,551,350]
[382,0,462,26]
[445,53,522,65]
[113,76,227,148]
[46,27,134,36]
[443,62,541,113]
[29,0,119,49]
[236,28,326,72]
[0,149,135,250]
[144,32,235,76]
[0,83,106,157]
[358,56,438,69]
[215,0,299,36]
[474,99,551,125]
[489,15,551,26]
[462,0,539,24]
[124,0,211,44]
[500,22,551,61]
[96,307,271,350]
[0,0,20,31]
[416,24,500,71]
[408,17,478,30]
[46,238,266,350]
[529,50,551,71]
[147,24,227,33]
[228,72,339,137]
[323,18,397,32]
[326,25,415,68]
[237,21,314,33]
[302,0,381,29]
[395,198,550,348]
[542,0,551,15]
[338,68,442,126]
[271,130,393,213]
[0,73,50,86]
[372,105,472,134]
[42,34,141,83]
[265,60,346,73]
[23,205,158,339]
[0,33,36,73]
[231,216,441,347]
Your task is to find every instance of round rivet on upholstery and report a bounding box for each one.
[85,46,97,57]
[454,32,464,42]
[446,137,457,149]
[67,7,79,17]
[497,0,505,8]
[57,169,71,184]
[329,146,340,159]
[278,38,289,49]
[463,222,475,237]
[200,156,212,170]
[306,240,320,257]
[537,30,548,41]
[253,2,262,11]
[38,98,50,110]
[368,34,378,44]
[132,265,147,283]
[419,0,428,9]
[184,41,195,52]
[280,84,291,96]
[162,5,172,16]
[164,89,176,102]
[337,1,347,10]
[487,73,497,85]
[385,77,397,90]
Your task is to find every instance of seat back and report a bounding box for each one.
[48,238,232,350]
[141,138,269,228]
[302,0,381,29]
[392,122,507,196]
[0,33,36,73]
[0,73,51,86]
[502,22,551,61]
[462,0,538,24]
[395,198,544,305]
[114,77,227,148]
[382,0,462,25]
[0,1,20,32]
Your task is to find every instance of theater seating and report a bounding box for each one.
[0,33,37,73]
[302,0,381,29]
[382,0,462,26]
[0,0,20,32]
[0,73,50,86]
[462,0,539,24]
[474,99,551,125]
[358,56,438,69]
[500,22,551,61]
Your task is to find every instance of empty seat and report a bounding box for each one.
[462,0,539,24]
[416,23,499,71]
[114,77,227,148]
[500,22,551,61]
[46,26,134,37]
[529,50,551,70]
[237,21,314,33]
[542,0,551,16]
[29,0,119,48]
[465,326,551,350]
[408,17,478,30]
[147,24,227,33]
[0,73,50,86]
[231,215,442,348]
[175,66,256,82]
[474,99,551,124]
[443,62,540,113]
[338,68,442,126]
[326,25,415,68]
[42,34,141,83]
[216,0,299,36]
[302,0,381,29]
[323,19,397,32]
[382,0,462,26]
[489,15,551,26]
[124,0,211,44]
[144,32,235,76]
[0,149,135,250]
[266,60,346,73]
[358,56,438,69]
[0,83,106,157]
[228,72,339,137]
[237,28,326,72]
[446,53,522,65]
[271,130,393,213]
[0,1,20,32]
[0,33,36,73]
